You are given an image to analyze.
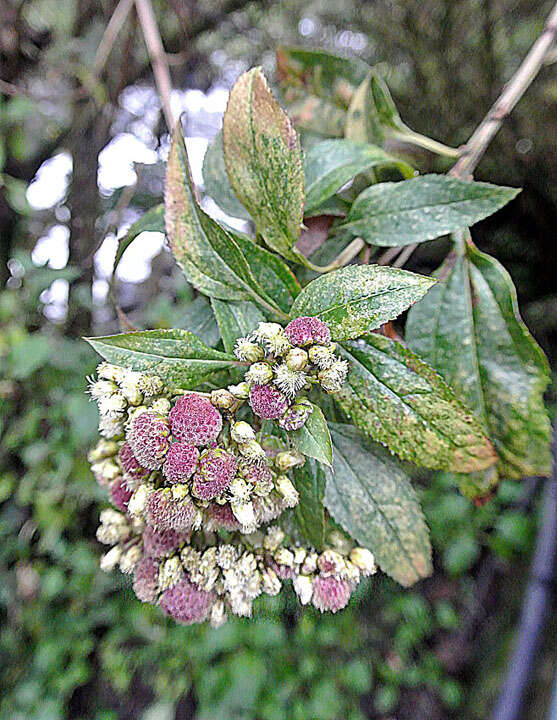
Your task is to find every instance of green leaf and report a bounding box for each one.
[177,296,220,348]
[113,204,164,271]
[202,133,251,220]
[211,299,265,355]
[325,423,432,586]
[85,329,240,391]
[335,334,497,472]
[290,264,436,341]
[292,458,327,549]
[285,93,347,138]
[345,73,386,145]
[304,139,414,215]
[164,125,286,319]
[341,175,520,247]
[291,404,333,467]
[406,239,551,477]
[222,67,305,261]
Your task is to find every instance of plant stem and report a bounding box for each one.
[303,237,365,273]
[389,128,461,159]
[93,0,135,76]
[134,0,175,130]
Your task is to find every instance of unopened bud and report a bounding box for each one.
[301,552,318,575]
[231,421,256,444]
[119,544,141,574]
[262,567,281,595]
[286,347,308,371]
[349,547,376,576]
[274,548,294,567]
[308,344,335,369]
[245,362,274,386]
[150,398,171,416]
[293,574,313,605]
[318,360,349,393]
[100,545,122,572]
[238,439,266,462]
[120,372,144,406]
[231,500,256,532]
[275,451,305,472]
[228,382,250,400]
[158,555,183,590]
[234,338,265,363]
[128,483,153,517]
[88,440,119,462]
[210,599,227,628]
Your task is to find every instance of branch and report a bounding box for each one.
[134,0,175,130]
[93,0,135,77]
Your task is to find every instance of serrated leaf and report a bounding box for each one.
[202,133,252,220]
[222,67,305,261]
[292,458,327,549]
[335,334,497,472]
[85,329,240,391]
[113,204,164,271]
[406,239,551,477]
[341,175,520,247]
[325,423,432,586]
[290,264,436,341]
[211,299,265,355]
[304,139,414,215]
[165,125,286,319]
[292,404,333,467]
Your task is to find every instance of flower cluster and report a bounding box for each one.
[87,317,366,625]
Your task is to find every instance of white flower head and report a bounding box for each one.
[119,544,142,574]
[318,359,349,393]
[293,574,313,605]
[234,337,265,363]
[252,322,291,357]
[97,363,125,384]
[273,363,308,398]
[245,362,274,386]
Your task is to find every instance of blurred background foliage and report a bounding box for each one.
[0,1,555,718]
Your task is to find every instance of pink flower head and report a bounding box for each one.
[159,575,215,624]
[142,524,188,558]
[169,394,222,446]
[133,556,159,603]
[110,477,133,512]
[162,442,199,484]
[118,441,149,483]
[285,316,331,347]
[206,503,241,531]
[192,448,237,501]
[146,489,197,532]
[312,575,351,613]
[249,384,289,420]
[127,412,170,470]
[240,462,272,485]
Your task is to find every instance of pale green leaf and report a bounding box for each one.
[406,239,551,477]
[335,334,497,472]
[292,458,327,549]
[211,299,265,355]
[202,133,251,220]
[222,67,305,261]
[291,403,333,467]
[290,264,436,341]
[325,423,432,586]
[85,329,240,391]
[177,296,220,347]
[342,175,520,247]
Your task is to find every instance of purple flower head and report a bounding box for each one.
[142,524,188,558]
[110,477,133,512]
[169,394,223,446]
[240,461,272,485]
[119,441,149,483]
[284,316,331,347]
[249,384,289,420]
[278,399,312,431]
[146,489,197,532]
[192,448,237,501]
[133,556,159,603]
[162,442,199,484]
[159,575,215,624]
[127,412,170,470]
[312,575,351,613]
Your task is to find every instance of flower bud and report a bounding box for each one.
[293,574,313,605]
[97,363,125,383]
[210,388,239,412]
[128,483,153,517]
[286,347,308,371]
[228,382,250,400]
[137,374,165,396]
[278,398,313,431]
[328,529,353,555]
[301,552,318,575]
[274,548,294,567]
[234,337,265,363]
[293,547,307,565]
[308,344,335,369]
[349,547,376,576]
[229,476,250,502]
[263,526,285,552]
[150,398,171,416]
[231,421,256,444]
[238,439,266,463]
[120,371,144,406]
[158,555,183,591]
[119,544,142,574]
[261,567,281,595]
[318,360,349,393]
[245,362,274,386]
[230,500,256,532]
[88,440,119,462]
[100,545,122,572]
[274,451,305,472]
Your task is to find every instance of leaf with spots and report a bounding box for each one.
[406,237,551,477]
[304,139,413,215]
[341,175,520,247]
[325,423,432,586]
[290,264,436,341]
[85,329,240,391]
[291,403,333,468]
[223,67,305,262]
[211,299,265,355]
[164,124,286,319]
[335,334,497,472]
[292,458,327,549]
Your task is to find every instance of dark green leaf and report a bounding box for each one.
[342,175,520,247]
[113,204,164,271]
[291,404,333,467]
[211,299,265,355]
[164,125,286,319]
[335,334,497,472]
[304,139,414,215]
[325,423,432,586]
[202,133,251,220]
[177,296,220,347]
[292,458,327,549]
[290,264,436,341]
[85,329,240,391]
[222,68,305,261]
[406,239,551,477]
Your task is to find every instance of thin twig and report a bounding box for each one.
[393,244,417,268]
[93,0,135,76]
[303,237,365,273]
[377,246,403,266]
[134,0,175,130]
